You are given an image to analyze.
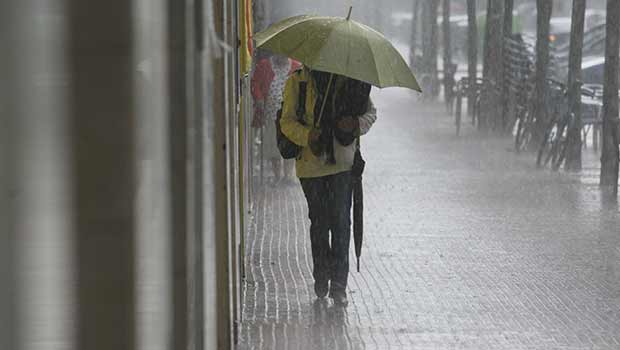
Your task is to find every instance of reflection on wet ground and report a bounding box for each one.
[244,300,364,350]
[240,89,620,350]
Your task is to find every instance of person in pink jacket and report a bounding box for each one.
[251,51,301,185]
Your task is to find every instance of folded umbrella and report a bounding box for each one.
[351,144,365,272]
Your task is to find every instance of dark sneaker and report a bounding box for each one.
[331,293,348,307]
[314,280,328,298]
[329,289,348,307]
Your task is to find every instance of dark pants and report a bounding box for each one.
[300,171,353,296]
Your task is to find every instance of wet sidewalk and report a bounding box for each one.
[240,89,620,350]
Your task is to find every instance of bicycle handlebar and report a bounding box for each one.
[546,78,566,90]
[580,87,596,98]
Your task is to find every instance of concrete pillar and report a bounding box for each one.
[0,147,13,350]
[2,2,74,350]
[0,44,15,349]
[66,1,137,349]
[134,0,174,349]
[0,7,17,350]
[2,2,237,350]
[204,0,235,348]
[166,1,191,349]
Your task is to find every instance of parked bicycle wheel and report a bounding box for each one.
[537,113,572,170]
[514,110,533,153]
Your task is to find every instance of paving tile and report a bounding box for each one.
[240,91,620,350]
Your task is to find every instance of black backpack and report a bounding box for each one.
[275,78,307,159]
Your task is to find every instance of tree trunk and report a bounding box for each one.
[431,0,439,98]
[565,0,586,171]
[410,0,421,69]
[532,0,553,145]
[600,0,620,195]
[421,0,439,100]
[467,0,478,117]
[442,0,454,109]
[502,0,514,132]
[481,0,504,132]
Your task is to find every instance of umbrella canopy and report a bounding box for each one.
[254,12,421,91]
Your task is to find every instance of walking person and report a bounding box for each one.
[251,51,301,185]
[280,67,376,306]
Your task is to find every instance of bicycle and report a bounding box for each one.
[512,75,541,153]
[454,77,483,136]
[536,110,572,170]
[514,103,534,153]
[536,82,593,170]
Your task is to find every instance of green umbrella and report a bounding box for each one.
[254,8,421,92]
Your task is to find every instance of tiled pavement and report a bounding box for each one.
[240,89,620,350]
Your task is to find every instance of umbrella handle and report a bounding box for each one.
[316,73,334,126]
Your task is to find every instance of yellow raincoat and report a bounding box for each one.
[280,68,377,179]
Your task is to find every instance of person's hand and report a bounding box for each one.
[308,128,323,156]
[337,116,359,132]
